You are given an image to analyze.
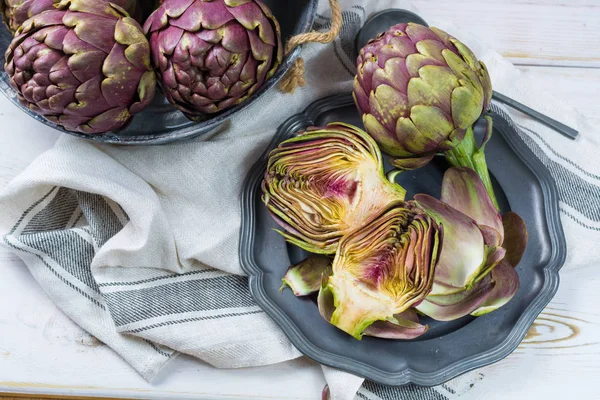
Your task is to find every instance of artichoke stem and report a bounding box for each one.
[444,124,500,211]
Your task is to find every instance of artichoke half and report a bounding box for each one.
[4,0,155,134]
[262,123,407,255]
[281,202,442,340]
[1,0,141,35]
[353,23,499,208]
[323,202,441,339]
[414,167,528,320]
[144,0,283,117]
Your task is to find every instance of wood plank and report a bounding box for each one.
[517,66,600,124]
[1,395,123,400]
[414,0,600,67]
[0,62,599,399]
[466,266,600,400]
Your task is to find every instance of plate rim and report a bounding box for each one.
[239,93,567,386]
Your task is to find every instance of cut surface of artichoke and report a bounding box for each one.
[262,123,406,254]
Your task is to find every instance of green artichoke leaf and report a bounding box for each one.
[403,105,455,154]
[390,152,436,171]
[280,255,332,296]
[415,274,495,321]
[324,202,441,339]
[416,245,509,321]
[363,309,429,340]
[363,114,413,157]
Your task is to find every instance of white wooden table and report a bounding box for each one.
[1,1,599,399]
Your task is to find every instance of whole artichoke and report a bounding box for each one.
[1,0,141,34]
[144,0,282,117]
[4,0,156,134]
[262,123,407,255]
[353,23,498,207]
[414,167,528,321]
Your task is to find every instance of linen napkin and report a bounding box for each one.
[2,1,599,399]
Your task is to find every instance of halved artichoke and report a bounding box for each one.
[262,123,407,254]
[414,167,528,320]
[281,257,429,340]
[320,201,441,339]
[280,201,441,340]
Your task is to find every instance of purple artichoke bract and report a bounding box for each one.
[353,23,498,208]
[262,123,407,255]
[144,0,282,117]
[414,167,528,321]
[1,0,142,35]
[4,0,156,134]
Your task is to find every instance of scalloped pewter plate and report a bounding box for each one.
[0,0,318,145]
[239,93,567,386]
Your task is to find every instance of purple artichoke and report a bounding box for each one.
[144,0,282,117]
[1,0,142,35]
[414,167,528,321]
[4,0,156,134]
[353,23,498,208]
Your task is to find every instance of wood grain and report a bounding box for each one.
[466,268,600,400]
[1,1,599,399]
[1,395,124,400]
[518,66,600,124]
[414,0,600,67]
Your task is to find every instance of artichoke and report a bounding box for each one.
[321,202,441,339]
[353,23,498,208]
[280,202,441,340]
[262,123,407,255]
[414,167,528,321]
[280,255,332,297]
[1,0,141,35]
[4,0,156,134]
[144,0,282,117]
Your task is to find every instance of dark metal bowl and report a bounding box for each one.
[0,0,318,145]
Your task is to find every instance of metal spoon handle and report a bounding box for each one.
[492,91,579,140]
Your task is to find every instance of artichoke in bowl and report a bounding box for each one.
[353,23,498,208]
[262,122,407,255]
[1,0,141,34]
[144,0,282,118]
[4,0,155,134]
